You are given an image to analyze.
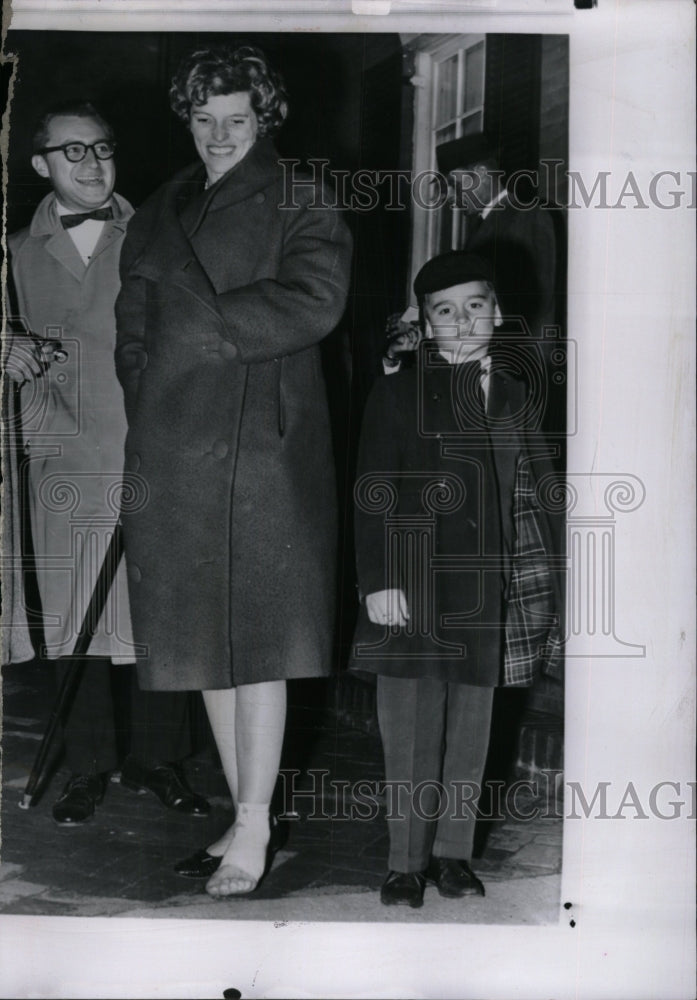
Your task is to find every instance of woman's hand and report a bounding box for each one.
[384,310,421,364]
[365,588,409,627]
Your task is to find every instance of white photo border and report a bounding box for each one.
[1,2,695,998]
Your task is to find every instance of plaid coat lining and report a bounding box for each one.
[503,456,562,686]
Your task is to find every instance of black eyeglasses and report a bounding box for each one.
[38,140,117,163]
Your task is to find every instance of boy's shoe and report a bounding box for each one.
[380,870,426,908]
[425,857,485,898]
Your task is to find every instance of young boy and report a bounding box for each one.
[351,251,561,908]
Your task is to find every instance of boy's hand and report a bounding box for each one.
[365,588,409,627]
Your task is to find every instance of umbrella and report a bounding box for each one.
[19,521,124,809]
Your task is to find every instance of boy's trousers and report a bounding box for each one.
[377,675,494,873]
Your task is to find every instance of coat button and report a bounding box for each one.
[126,452,141,472]
[254,192,265,204]
[432,392,441,401]
[212,439,229,459]
[218,341,238,360]
[128,563,142,583]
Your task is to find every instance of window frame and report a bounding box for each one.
[407,33,486,299]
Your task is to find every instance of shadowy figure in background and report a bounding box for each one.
[381,133,563,446]
[437,132,558,347]
[437,132,564,446]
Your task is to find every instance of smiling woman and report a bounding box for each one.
[114,44,352,902]
[189,93,258,185]
[169,45,288,187]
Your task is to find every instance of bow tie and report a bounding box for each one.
[61,206,114,229]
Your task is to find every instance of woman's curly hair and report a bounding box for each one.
[169,45,288,137]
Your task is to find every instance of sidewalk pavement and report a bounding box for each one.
[0,661,562,924]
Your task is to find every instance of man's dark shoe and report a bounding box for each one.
[120,755,210,817]
[52,773,105,826]
[425,857,485,898]
[380,870,426,908]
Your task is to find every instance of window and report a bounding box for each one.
[406,35,486,294]
[434,41,485,149]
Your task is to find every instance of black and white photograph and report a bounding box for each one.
[0,2,694,998]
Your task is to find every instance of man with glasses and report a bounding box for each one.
[6,101,209,825]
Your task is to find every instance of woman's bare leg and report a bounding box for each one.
[202,687,238,855]
[203,680,287,895]
[233,679,287,803]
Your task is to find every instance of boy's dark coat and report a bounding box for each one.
[351,352,562,686]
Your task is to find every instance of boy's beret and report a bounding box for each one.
[413,251,494,299]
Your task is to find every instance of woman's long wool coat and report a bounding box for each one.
[115,139,352,691]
